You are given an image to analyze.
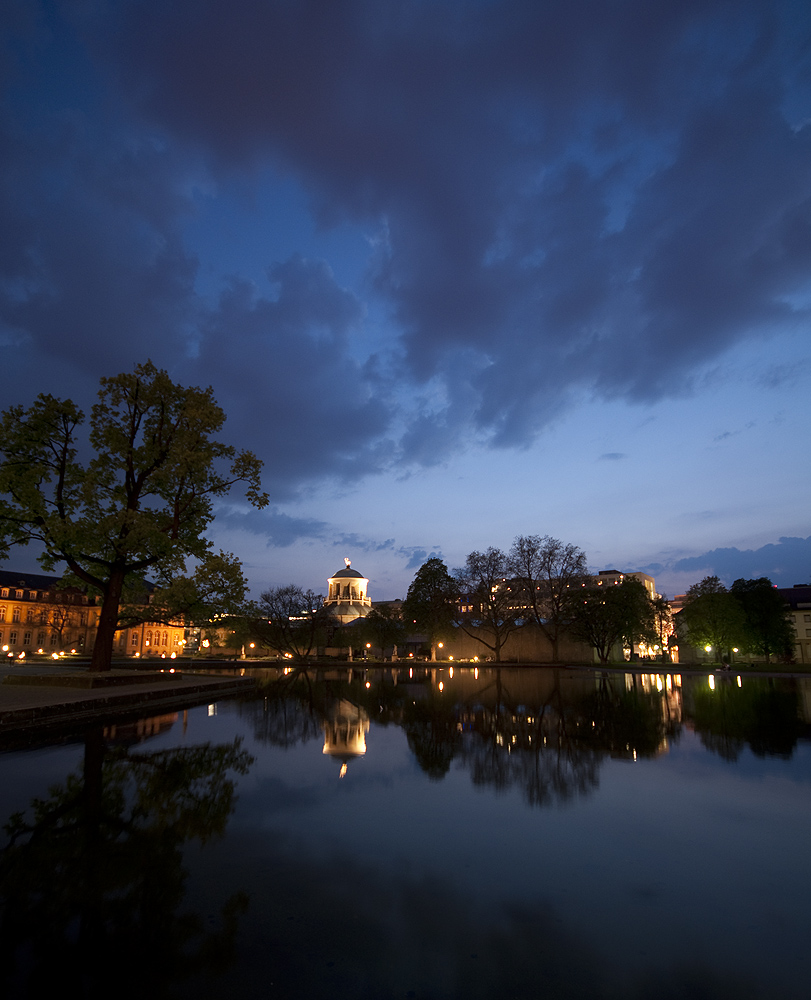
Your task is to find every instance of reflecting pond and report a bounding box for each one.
[2,666,811,999]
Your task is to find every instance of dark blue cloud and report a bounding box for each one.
[1,0,809,492]
[671,536,811,587]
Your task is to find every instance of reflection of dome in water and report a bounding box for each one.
[322,698,370,777]
[324,558,372,624]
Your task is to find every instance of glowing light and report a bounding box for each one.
[339,763,348,778]
[438,681,444,692]
[705,645,712,653]
[365,681,371,688]
[474,667,479,679]
[170,651,176,659]
[709,675,715,690]
[449,666,454,677]
[737,675,742,687]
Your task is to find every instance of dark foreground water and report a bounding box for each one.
[1,666,810,1000]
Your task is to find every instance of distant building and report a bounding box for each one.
[595,569,658,598]
[775,584,811,664]
[323,559,372,624]
[0,568,184,659]
[0,570,98,657]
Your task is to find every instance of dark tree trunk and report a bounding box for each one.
[89,566,126,672]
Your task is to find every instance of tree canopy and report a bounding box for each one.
[247,585,328,662]
[566,577,655,663]
[507,535,589,661]
[455,547,524,662]
[402,557,459,661]
[677,576,746,663]
[730,577,795,664]
[0,361,267,671]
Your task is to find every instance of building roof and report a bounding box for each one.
[331,567,365,579]
[776,585,811,610]
[0,569,63,590]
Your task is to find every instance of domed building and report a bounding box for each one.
[324,558,372,623]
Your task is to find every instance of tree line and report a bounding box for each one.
[400,540,667,664]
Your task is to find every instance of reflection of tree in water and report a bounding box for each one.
[243,693,323,748]
[456,671,678,807]
[457,673,601,806]
[0,728,253,998]
[402,694,462,780]
[237,667,682,806]
[688,678,805,761]
[579,675,680,759]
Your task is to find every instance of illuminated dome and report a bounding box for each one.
[324,558,371,623]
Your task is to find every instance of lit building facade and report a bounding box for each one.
[324,559,372,624]
[0,569,184,659]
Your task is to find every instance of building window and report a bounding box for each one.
[50,633,58,646]
[806,629,811,639]
[12,608,20,623]
[39,610,47,624]
[163,631,169,646]
[0,589,7,598]
[9,631,17,645]
[29,591,37,600]
[23,632,31,646]
[26,609,34,623]
[804,614,811,622]
[15,590,23,599]
[131,632,138,646]
[0,607,5,623]
[36,631,45,646]
[145,630,152,646]
[79,611,87,626]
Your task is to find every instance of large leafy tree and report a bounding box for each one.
[0,361,267,671]
[402,557,459,661]
[730,578,795,664]
[507,535,590,661]
[677,576,746,663]
[455,547,524,663]
[566,578,655,663]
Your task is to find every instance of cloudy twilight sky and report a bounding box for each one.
[2,0,810,600]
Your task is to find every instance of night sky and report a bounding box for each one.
[2,0,810,600]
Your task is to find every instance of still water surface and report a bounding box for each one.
[2,666,810,999]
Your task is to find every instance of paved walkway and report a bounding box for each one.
[0,664,256,733]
